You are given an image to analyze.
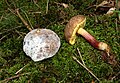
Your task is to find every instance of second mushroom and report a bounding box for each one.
[64,15,110,54]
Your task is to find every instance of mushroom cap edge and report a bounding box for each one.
[64,15,86,45]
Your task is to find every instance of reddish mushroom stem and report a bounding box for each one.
[78,28,99,48]
[77,28,110,54]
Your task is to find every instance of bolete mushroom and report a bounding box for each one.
[64,15,110,54]
[23,29,60,61]
[16,9,60,61]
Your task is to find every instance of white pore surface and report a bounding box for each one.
[23,29,60,62]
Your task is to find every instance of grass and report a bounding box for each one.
[0,0,120,83]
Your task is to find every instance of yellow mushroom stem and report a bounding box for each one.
[77,28,110,54]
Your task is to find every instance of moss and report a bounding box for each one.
[0,0,120,83]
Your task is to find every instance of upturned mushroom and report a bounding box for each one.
[64,15,110,54]
[16,9,60,62]
[23,29,60,61]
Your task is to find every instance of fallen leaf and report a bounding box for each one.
[101,52,117,66]
[106,7,116,15]
[54,2,69,8]
[97,0,115,8]
[96,1,109,8]
[61,3,69,8]
[95,0,116,14]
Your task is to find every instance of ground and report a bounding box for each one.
[0,0,120,83]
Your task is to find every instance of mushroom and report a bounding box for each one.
[15,9,60,61]
[23,29,60,61]
[64,15,110,54]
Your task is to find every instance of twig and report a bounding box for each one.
[33,0,41,8]
[15,66,25,74]
[21,9,34,30]
[8,8,17,16]
[5,0,17,16]
[15,30,26,35]
[15,30,25,39]
[15,62,31,74]
[0,33,10,42]
[111,71,120,80]
[115,18,119,40]
[0,72,30,83]
[11,0,17,9]
[116,0,120,20]
[46,0,49,14]
[5,0,32,31]
[16,9,32,31]
[0,26,22,35]
[0,15,3,22]
[86,5,96,10]
[116,0,118,10]
[5,0,11,7]
[72,56,100,82]
[77,48,86,66]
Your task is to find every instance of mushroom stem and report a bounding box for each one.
[77,28,110,53]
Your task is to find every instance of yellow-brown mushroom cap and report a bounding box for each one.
[64,15,86,45]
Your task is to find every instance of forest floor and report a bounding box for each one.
[0,0,120,83]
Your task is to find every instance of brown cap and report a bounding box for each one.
[64,15,86,45]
